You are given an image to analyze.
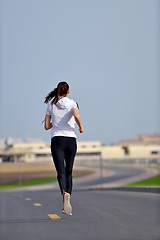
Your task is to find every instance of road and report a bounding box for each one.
[0,189,160,240]
[0,165,160,240]
[74,166,147,188]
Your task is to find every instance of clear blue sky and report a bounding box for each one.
[0,0,160,145]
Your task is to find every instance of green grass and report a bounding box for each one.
[125,175,160,187]
[0,177,57,190]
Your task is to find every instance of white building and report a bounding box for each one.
[0,138,160,163]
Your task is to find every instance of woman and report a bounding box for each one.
[44,81,84,215]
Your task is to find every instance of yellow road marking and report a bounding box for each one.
[25,198,32,201]
[33,203,42,206]
[48,214,61,220]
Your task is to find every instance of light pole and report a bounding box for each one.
[99,153,103,188]
[18,155,22,187]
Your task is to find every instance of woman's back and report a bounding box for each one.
[46,97,78,138]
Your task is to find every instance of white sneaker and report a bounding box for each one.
[62,208,72,215]
[63,192,72,215]
[62,208,65,214]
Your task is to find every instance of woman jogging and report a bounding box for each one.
[44,81,84,215]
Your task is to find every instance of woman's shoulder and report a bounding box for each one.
[46,102,54,111]
[68,98,79,109]
[68,98,76,103]
[47,102,52,107]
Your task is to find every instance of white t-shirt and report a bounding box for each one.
[46,97,78,139]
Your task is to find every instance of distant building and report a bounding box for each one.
[118,133,160,145]
[77,141,101,158]
[1,140,103,163]
[2,140,51,163]
[0,135,160,163]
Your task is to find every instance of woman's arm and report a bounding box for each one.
[44,115,53,130]
[73,108,84,133]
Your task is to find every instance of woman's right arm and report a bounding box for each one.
[73,108,84,133]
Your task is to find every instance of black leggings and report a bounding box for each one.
[51,136,77,195]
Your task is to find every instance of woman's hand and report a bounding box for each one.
[79,126,84,133]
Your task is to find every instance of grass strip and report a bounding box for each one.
[0,177,57,190]
[125,174,160,187]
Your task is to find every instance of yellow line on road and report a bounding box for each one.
[48,214,61,220]
[33,203,42,206]
[25,198,32,201]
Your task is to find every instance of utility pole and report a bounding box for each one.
[99,153,103,188]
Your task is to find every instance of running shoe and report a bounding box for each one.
[62,208,72,216]
[63,192,72,215]
[62,208,65,214]
[69,211,72,216]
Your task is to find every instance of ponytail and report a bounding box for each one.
[44,88,58,104]
[44,82,69,105]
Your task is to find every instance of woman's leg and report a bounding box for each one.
[51,137,66,194]
[64,138,77,195]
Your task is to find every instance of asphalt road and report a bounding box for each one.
[0,189,160,240]
[74,166,146,188]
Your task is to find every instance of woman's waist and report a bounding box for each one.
[52,123,75,130]
[51,129,76,138]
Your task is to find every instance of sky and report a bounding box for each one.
[0,0,160,145]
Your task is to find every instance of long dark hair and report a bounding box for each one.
[44,82,69,105]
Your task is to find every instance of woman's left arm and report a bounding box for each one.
[44,114,52,130]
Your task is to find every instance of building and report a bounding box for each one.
[2,141,51,163]
[118,133,160,146]
[0,136,160,163]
